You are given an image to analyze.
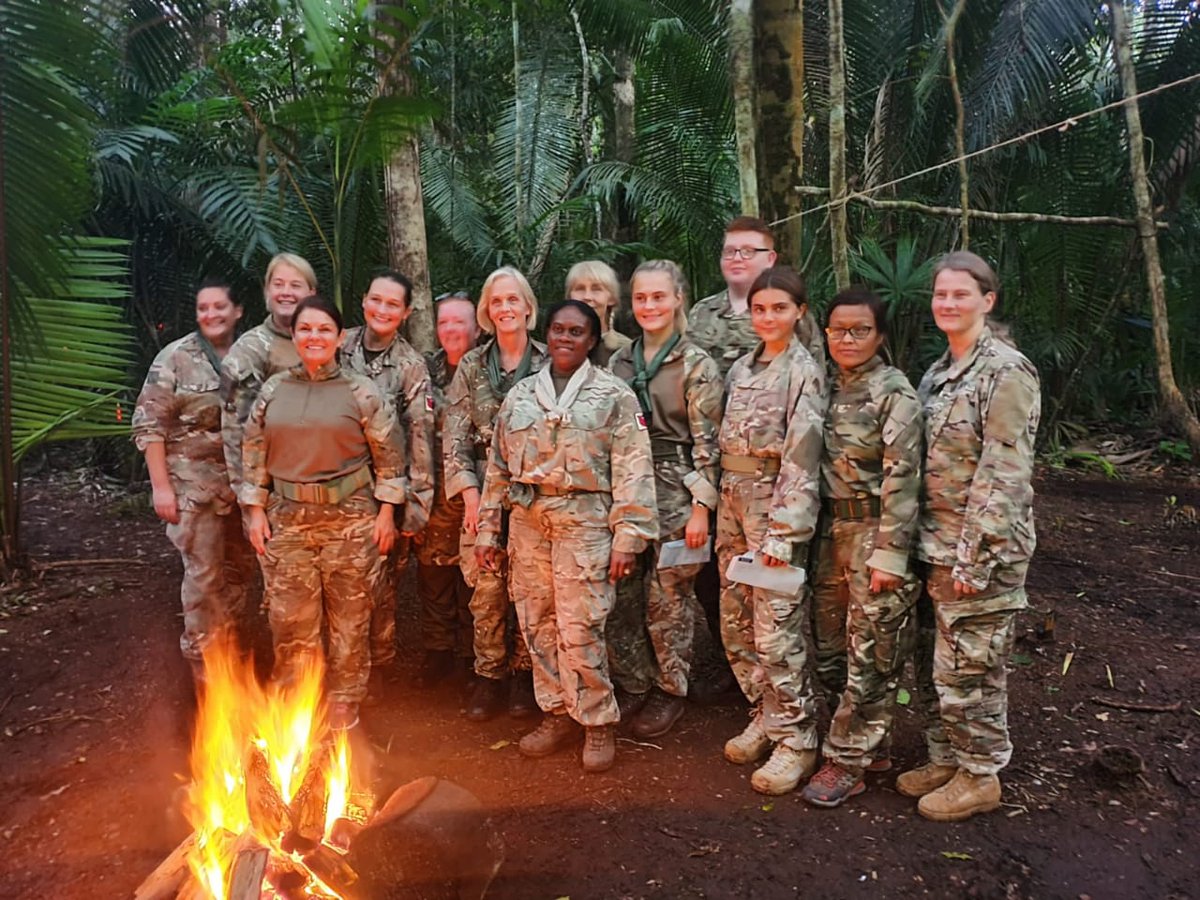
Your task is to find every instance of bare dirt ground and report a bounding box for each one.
[0,467,1197,899]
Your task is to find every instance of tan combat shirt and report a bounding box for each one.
[132,331,235,512]
[687,288,826,381]
[721,337,829,563]
[240,362,407,509]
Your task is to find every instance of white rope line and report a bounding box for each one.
[770,69,1200,227]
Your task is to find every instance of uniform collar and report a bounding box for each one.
[290,360,342,382]
[929,326,993,387]
[837,353,884,385]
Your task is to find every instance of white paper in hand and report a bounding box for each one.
[725,552,806,595]
[657,539,711,569]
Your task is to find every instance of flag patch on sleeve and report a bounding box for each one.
[636,412,648,431]
[425,394,435,412]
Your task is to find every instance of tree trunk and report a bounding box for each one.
[729,0,759,215]
[378,2,434,353]
[609,50,638,282]
[754,0,804,264]
[827,0,850,289]
[942,0,969,247]
[1111,0,1200,455]
[0,72,18,575]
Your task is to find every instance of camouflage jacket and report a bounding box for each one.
[721,338,829,563]
[687,288,826,381]
[412,349,465,566]
[608,337,723,518]
[132,331,235,512]
[477,361,659,555]
[822,354,923,577]
[220,317,300,499]
[442,338,548,500]
[340,327,435,533]
[240,361,408,509]
[917,326,1041,590]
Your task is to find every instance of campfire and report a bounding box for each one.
[135,642,504,900]
[137,642,369,899]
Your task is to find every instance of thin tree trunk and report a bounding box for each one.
[0,72,17,573]
[942,0,969,247]
[610,50,637,282]
[729,0,759,215]
[569,5,600,239]
[378,2,434,352]
[1111,0,1200,455]
[827,0,849,289]
[754,0,804,263]
[511,1,525,237]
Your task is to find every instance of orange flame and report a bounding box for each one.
[184,640,357,899]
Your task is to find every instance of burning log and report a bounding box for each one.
[245,742,292,840]
[284,742,330,852]
[226,832,270,900]
[133,834,196,900]
[347,777,505,900]
[265,854,311,900]
[303,842,359,896]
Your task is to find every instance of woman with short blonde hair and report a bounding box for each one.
[566,259,631,366]
[478,266,538,334]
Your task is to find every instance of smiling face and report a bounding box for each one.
[568,277,615,329]
[631,270,682,339]
[486,275,532,336]
[750,287,803,349]
[291,306,343,370]
[721,229,777,294]
[436,297,479,366]
[931,268,994,343]
[361,276,410,343]
[266,263,314,330]
[826,303,885,371]
[547,305,598,375]
[195,286,242,348]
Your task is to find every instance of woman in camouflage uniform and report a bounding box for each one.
[801,288,923,808]
[565,259,631,367]
[476,300,658,773]
[444,267,546,721]
[897,251,1040,822]
[340,270,435,695]
[133,279,257,680]
[242,295,407,731]
[717,266,828,796]
[608,260,722,739]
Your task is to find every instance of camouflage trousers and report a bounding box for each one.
[811,520,917,772]
[508,493,619,727]
[460,517,531,679]
[915,564,1026,775]
[608,460,700,698]
[716,473,818,751]
[261,490,383,705]
[417,561,474,657]
[165,505,256,661]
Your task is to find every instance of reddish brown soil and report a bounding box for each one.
[0,468,1197,899]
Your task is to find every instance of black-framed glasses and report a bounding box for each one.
[825,325,875,341]
[720,247,771,261]
[435,291,471,303]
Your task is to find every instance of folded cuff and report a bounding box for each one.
[683,470,720,511]
[866,547,911,578]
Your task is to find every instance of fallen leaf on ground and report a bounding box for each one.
[941,851,973,861]
[896,688,911,706]
[489,739,512,751]
[1062,651,1075,676]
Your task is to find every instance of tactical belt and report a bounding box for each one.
[822,497,881,520]
[651,440,690,463]
[274,466,373,505]
[721,454,781,477]
[534,483,596,497]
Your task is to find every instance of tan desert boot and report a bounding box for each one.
[917,769,1002,822]
[896,762,958,797]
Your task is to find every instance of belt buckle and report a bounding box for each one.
[296,482,322,504]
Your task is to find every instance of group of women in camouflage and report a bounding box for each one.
[134,228,1038,823]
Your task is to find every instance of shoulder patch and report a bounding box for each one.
[425,393,435,412]
[636,411,648,431]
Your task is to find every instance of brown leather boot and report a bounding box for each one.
[631,689,685,739]
[518,714,579,758]
[582,725,616,773]
[918,769,1001,822]
[895,762,958,798]
[465,676,508,722]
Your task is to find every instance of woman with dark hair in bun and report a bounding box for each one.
[241,294,407,731]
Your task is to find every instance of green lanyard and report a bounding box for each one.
[484,339,534,399]
[629,333,681,424]
[196,333,223,378]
